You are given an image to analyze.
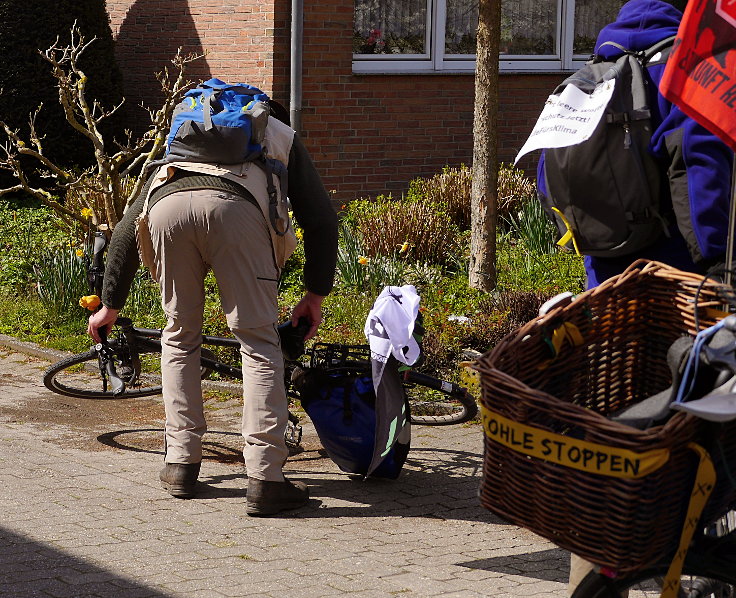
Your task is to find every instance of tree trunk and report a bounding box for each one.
[469,0,501,291]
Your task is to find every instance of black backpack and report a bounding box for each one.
[541,36,675,258]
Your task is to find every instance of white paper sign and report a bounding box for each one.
[514,78,616,165]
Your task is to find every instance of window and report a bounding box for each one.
[353,0,627,74]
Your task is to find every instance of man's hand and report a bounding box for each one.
[290,291,325,340]
[87,305,120,343]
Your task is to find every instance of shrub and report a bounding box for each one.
[0,0,124,185]
[505,196,557,255]
[497,163,537,221]
[63,176,138,244]
[347,196,463,266]
[0,197,72,293]
[406,163,537,231]
[408,165,472,230]
[34,246,89,318]
[419,288,552,377]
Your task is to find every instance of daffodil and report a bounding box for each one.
[75,249,84,257]
[399,241,410,254]
[80,207,93,219]
[358,256,370,265]
[295,229,303,241]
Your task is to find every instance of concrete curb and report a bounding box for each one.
[0,333,71,362]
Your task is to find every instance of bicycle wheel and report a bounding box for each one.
[43,346,163,399]
[403,370,478,426]
[572,568,735,598]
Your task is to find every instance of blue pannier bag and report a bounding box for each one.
[295,368,410,479]
[165,78,271,165]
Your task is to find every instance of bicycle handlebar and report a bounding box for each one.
[97,327,125,396]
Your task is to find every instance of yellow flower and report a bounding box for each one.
[75,249,84,257]
[79,295,101,311]
[80,208,93,219]
[358,256,370,265]
[399,241,410,254]
[295,229,303,241]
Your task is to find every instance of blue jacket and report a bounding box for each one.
[537,0,733,288]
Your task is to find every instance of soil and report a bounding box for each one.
[0,346,328,469]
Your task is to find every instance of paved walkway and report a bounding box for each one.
[0,338,569,597]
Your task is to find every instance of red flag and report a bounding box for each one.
[660,0,736,151]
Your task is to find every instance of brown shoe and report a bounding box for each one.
[246,478,309,516]
[159,462,201,499]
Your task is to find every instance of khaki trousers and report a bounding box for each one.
[148,189,288,481]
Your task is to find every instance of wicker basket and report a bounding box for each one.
[475,260,736,574]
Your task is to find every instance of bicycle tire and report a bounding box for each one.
[43,348,163,399]
[572,567,736,598]
[403,370,479,426]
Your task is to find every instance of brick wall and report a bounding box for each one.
[106,0,280,126]
[106,1,562,204]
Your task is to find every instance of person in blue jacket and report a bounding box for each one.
[538,0,733,291]
[540,0,733,594]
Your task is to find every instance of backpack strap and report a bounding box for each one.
[595,40,628,59]
[642,35,676,65]
[201,92,217,131]
[258,154,291,237]
[147,173,258,210]
[595,35,676,64]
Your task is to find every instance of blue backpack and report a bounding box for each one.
[162,78,290,236]
[165,78,272,165]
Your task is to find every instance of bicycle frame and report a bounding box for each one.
[100,317,247,391]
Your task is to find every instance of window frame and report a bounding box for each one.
[352,0,598,74]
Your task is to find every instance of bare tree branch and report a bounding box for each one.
[0,23,203,233]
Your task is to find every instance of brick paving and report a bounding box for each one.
[0,338,570,597]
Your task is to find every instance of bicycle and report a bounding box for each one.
[42,233,478,449]
[570,316,736,598]
[571,518,736,597]
[475,262,736,598]
[42,316,478,424]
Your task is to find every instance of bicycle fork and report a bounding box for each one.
[95,317,140,396]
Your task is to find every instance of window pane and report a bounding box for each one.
[573,0,627,55]
[446,0,478,54]
[353,0,428,55]
[501,0,557,55]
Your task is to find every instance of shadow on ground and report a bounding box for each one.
[458,548,570,583]
[0,527,170,597]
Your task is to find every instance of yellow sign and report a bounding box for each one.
[481,405,670,478]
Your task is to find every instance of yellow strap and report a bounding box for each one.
[659,442,716,598]
[550,322,584,354]
[481,406,670,479]
[538,321,585,370]
[552,207,582,255]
